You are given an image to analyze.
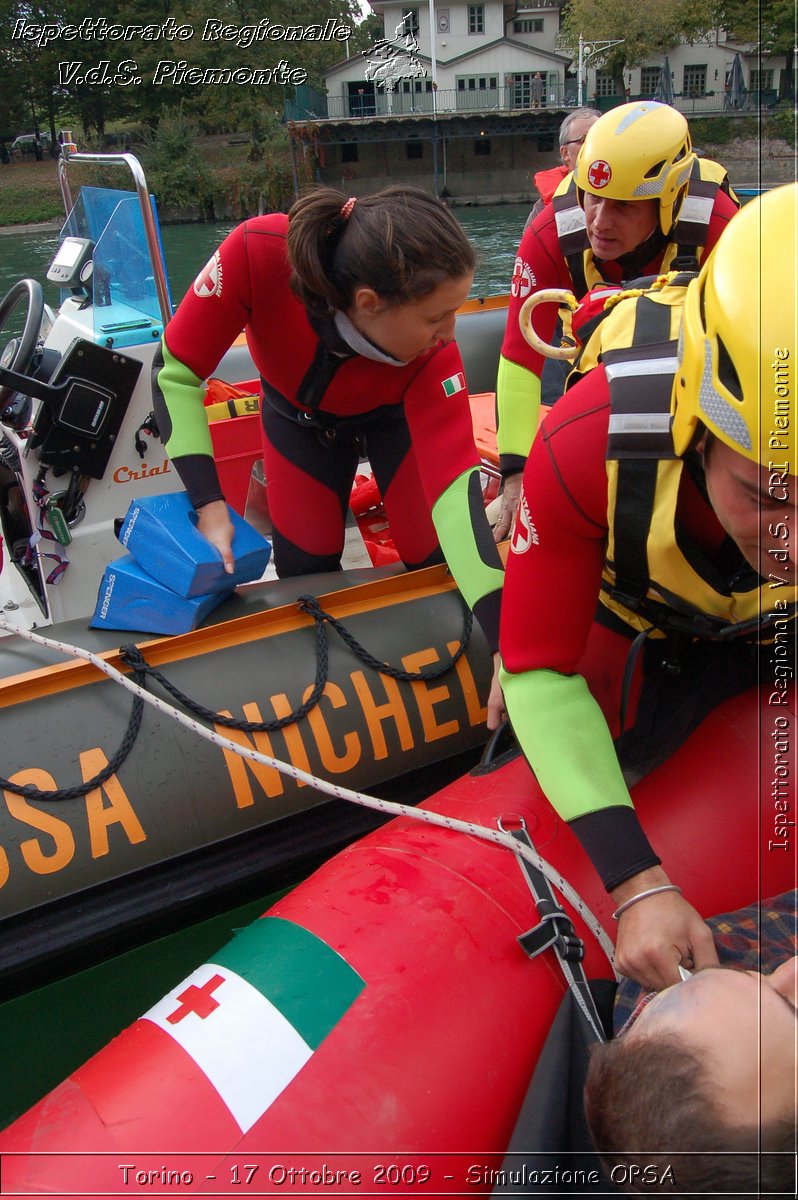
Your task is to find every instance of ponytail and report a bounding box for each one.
[287,185,475,318]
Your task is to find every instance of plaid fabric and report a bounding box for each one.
[613,890,798,1035]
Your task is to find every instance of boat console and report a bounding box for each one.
[0,154,178,629]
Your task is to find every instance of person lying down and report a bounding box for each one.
[584,891,797,1196]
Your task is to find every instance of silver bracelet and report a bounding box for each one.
[612,883,683,921]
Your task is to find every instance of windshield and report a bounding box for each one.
[58,185,172,348]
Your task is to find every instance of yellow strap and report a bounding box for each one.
[205,395,260,423]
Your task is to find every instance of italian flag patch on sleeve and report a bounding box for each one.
[442,372,466,396]
[142,916,365,1133]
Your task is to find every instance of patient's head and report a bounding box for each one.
[584,958,797,1193]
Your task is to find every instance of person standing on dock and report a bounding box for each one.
[530,73,544,109]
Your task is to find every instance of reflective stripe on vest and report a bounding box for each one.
[599,288,798,638]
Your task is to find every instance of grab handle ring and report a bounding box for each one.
[518,288,579,361]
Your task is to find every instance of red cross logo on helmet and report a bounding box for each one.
[587,160,612,189]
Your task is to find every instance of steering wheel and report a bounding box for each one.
[0,278,45,408]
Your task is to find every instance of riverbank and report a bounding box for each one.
[0,130,794,230]
[0,219,61,236]
[0,158,65,226]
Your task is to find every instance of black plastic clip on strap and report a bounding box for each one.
[500,815,607,1043]
[517,897,585,963]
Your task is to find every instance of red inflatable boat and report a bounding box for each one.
[0,685,793,1196]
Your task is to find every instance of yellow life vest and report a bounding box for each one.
[580,279,798,640]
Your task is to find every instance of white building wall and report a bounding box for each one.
[586,27,783,102]
[328,2,567,106]
[328,8,784,113]
[506,4,561,48]
[376,2,510,59]
[437,46,552,86]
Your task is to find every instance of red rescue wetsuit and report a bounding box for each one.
[524,164,570,230]
[152,215,503,649]
[499,372,788,890]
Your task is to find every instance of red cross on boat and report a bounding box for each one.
[166,973,225,1024]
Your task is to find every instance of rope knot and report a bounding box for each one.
[120,644,147,673]
[297,595,324,619]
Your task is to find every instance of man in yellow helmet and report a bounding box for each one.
[499,185,797,991]
[494,101,739,539]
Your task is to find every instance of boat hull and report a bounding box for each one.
[1,685,791,1194]
[0,564,492,996]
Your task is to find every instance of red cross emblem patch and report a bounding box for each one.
[193,251,223,298]
[510,255,536,300]
[510,491,539,554]
[587,160,612,189]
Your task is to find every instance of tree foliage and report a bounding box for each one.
[1,0,367,138]
[559,0,718,85]
[713,0,796,99]
[714,1,796,54]
[0,1,31,139]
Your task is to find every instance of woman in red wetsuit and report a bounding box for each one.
[152,185,505,724]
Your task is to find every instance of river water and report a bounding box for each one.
[0,203,529,315]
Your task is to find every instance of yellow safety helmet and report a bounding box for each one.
[574,101,695,236]
[672,183,797,472]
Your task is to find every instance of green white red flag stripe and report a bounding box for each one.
[143,916,365,1133]
[442,371,466,396]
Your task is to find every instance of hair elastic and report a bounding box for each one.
[340,196,357,220]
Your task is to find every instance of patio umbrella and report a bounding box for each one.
[653,57,674,105]
[726,51,746,110]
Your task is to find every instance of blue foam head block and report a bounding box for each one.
[90,555,227,634]
[116,491,271,598]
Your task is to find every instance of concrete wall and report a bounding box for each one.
[320,131,558,202]
[699,135,796,188]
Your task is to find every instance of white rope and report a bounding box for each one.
[0,618,618,972]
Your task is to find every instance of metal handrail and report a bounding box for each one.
[286,86,781,124]
[56,150,172,325]
[286,85,567,122]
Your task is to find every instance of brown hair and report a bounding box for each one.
[584,1032,795,1194]
[286,185,475,318]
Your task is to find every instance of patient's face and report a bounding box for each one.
[627,958,797,1129]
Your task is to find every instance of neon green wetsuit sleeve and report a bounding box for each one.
[432,467,504,652]
[495,354,541,476]
[500,665,663,888]
[151,338,225,508]
[500,665,633,819]
[152,339,214,460]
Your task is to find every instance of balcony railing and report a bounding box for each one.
[286,86,568,123]
[674,89,778,114]
[285,87,781,125]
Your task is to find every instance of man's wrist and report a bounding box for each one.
[610,866,672,903]
[499,456,526,480]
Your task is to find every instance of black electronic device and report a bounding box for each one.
[46,237,95,289]
[28,338,142,478]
